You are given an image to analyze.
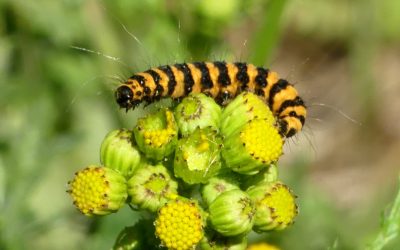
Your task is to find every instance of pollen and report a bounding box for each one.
[240,119,283,164]
[155,199,204,250]
[196,139,209,152]
[247,242,281,250]
[260,183,297,226]
[142,110,177,147]
[68,166,110,215]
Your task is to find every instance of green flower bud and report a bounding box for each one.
[201,176,240,207]
[221,92,275,138]
[113,219,164,250]
[127,163,178,212]
[209,189,255,236]
[174,93,222,136]
[222,119,283,175]
[247,182,298,232]
[200,229,247,250]
[67,165,127,216]
[133,108,178,161]
[100,129,141,178]
[174,127,223,184]
[155,198,205,250]
[241,164,278,190]
[113,220,151,250]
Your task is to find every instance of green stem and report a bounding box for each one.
[367,176,400,250]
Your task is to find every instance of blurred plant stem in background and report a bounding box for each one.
[367,177,400,250]
[350,0,379,130]
[250,0,287,66]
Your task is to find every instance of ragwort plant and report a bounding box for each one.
[67,92,297,250]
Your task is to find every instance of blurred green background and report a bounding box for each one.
[1,0,400,249]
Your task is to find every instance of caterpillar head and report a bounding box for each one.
[115,85,141,111]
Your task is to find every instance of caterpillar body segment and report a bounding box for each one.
[115,61,306,138]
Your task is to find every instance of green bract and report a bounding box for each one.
[113,219,159,250]
[209,189,255,236]
[247,182,298,232]
[113,223,146,250]
[220,92,275,138]
[100,129,141,178]
[174,127,223,184]
[174,93,222,136]
[200,229,247,250]
[241,164,279,190]
[127,163,178,212]
[201,176,240,207]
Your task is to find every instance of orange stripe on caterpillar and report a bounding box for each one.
[115,61,307,138]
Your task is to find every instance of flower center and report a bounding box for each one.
[155,200,203,250]
[69,167,109,215]
[240,119,283,164]
[261,183,297,225]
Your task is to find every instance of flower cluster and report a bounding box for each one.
[67,92,298,250]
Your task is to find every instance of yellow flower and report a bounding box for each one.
[133,108,178,161]
[240,119,283,164]
[222,118,283,175]
[247,182,298,231]
[67,165,127,216]
[221,92,275,137]
[155,199,204,250]
[247,242,280,250]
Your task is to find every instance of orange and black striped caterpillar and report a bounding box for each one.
[115,62,306,138]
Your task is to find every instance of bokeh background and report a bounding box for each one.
[1,0,400,249]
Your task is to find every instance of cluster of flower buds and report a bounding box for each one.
[67,92,298,250]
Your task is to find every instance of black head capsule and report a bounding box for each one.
[115,85,134,110]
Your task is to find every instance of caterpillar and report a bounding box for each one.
[115,61,306,138]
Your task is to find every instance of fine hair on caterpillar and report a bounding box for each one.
[115,62,307,138]
[71,6,309,139]
[67,5,362,161]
